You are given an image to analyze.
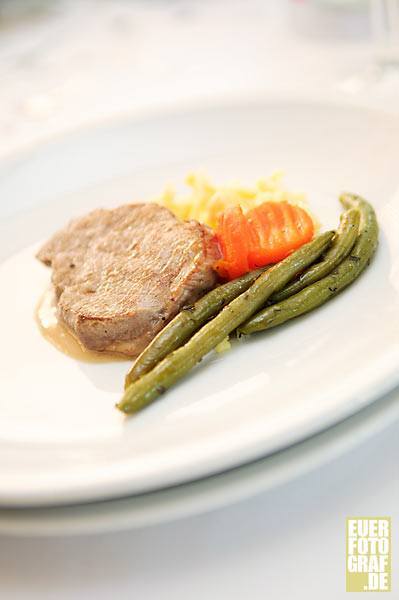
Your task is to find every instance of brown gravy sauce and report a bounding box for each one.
[36,288,129,363]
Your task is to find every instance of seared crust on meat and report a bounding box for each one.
[37,203,220,357]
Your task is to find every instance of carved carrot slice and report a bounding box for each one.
[216,201,314,280]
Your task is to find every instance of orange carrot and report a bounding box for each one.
[215,201,314,280]
[215,206,251,280]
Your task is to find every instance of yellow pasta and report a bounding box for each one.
[156,171,309,229]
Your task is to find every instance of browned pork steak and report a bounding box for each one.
[37,203,220,357]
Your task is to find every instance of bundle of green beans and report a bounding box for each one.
[118,193,378,415]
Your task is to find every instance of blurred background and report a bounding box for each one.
[0,0,398,159]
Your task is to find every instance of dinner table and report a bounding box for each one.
[0,1,398,597]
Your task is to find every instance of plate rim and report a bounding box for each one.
[1,383,398,537]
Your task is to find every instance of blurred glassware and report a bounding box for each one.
[288,0,369,40]
[289,0,399,100]
[370,0,399,67]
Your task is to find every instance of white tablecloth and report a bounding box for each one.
[0,2,397,597]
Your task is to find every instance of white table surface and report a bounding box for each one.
[0,1,398,597]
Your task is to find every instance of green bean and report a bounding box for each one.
[270,208,360,303]
[117,231,334,414]
[124,266,268,388]
[238,194,378,335]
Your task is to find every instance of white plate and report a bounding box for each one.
[0,100,399,507]
[1,383,398,537]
